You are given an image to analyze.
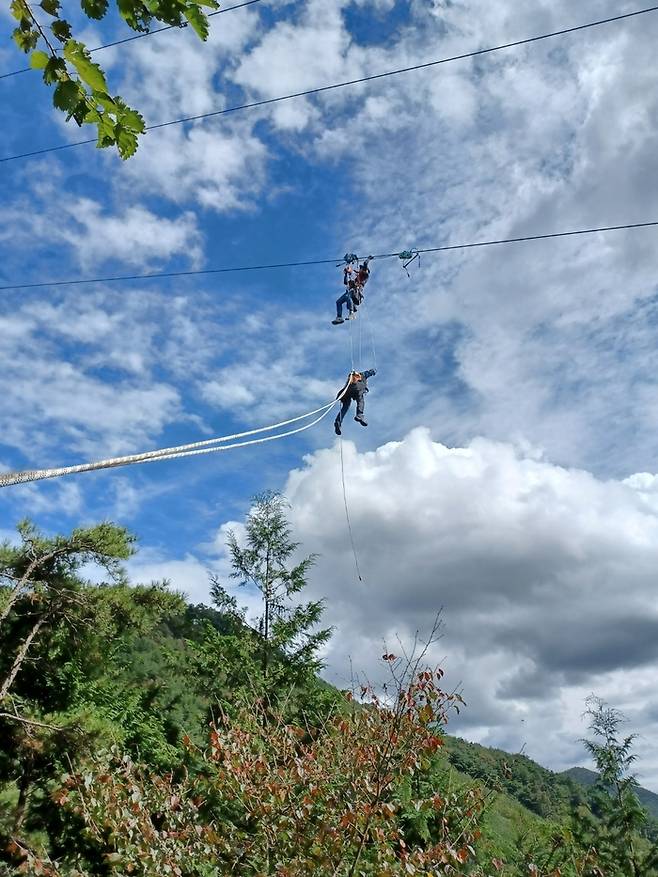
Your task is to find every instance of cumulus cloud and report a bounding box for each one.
[262,428,658,786]
[0,183,203,271]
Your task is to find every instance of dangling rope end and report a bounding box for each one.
[339,436,364,584]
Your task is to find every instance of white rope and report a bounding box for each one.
[363,296,377,371]
[339,436,363,582]
[0,386,350,488]
[358,302,363,371]
[348,314,355,371]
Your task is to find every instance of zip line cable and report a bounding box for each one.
[2,4,657,164]
[1,220,656,293]
[0,384,351,488]
[0,0,263,81]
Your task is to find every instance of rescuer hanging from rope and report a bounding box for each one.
[332,255,373,325]
[334,369,376,435]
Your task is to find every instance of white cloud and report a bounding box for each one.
[258,428,658,787]
[0,185,203,271]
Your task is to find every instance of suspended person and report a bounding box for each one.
[352,256,373,307]
[334,369,377,435]
[332,256,373,325]
[332,263,358,325]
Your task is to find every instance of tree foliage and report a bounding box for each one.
[572,697,658,877]
[2,517,658,877]
[23,662,486,876]
[8,0,220,158]
[211,491,333,694]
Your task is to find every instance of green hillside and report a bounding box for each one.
[2,515,658,876]
[563,766,658,819]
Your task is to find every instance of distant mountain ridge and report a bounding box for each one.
[562,766,658,819]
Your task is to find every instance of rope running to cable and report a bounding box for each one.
[2,5,656,163]
[0,384,351,488]
[0,220,656,293]
[0,0,263,81]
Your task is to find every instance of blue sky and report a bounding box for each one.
[3,0,658,787]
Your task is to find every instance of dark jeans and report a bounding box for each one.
[335,392,365,426]
[336,291,356,318]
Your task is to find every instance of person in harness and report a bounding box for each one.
[332,256,373,325]
[334,369,376,435]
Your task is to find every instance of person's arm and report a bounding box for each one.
[363,369,376,379]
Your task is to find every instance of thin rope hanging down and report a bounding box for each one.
[0,387,350,488]
[339,436,363,582]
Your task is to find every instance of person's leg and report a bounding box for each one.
[333,292,349,324]
[334,397,351,434]
[354,392,367,426]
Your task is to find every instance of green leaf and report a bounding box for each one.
[119,107,146,133]
[70,98,90,126]
[51,18,73,42]
[95,112,117,147]
[64,41,108,93]
[43,56,66,84]
[80,0,109,20]
[53,79,81,112]
[115,124,139,160]
[40,0,60,15]
[117,0,150,31]
[93,91,118,112]
[30,49,50,69]
[13,27,39,53]
[9,0,27,22]
[183,5,209,40]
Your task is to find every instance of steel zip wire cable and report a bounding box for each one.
[1,220,657,293]
[0,0,263,81]
[2,5,658,163]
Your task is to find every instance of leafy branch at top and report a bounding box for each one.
[9,0,220,159]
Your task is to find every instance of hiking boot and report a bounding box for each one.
[332,317,344,325]
[354,416,367,427]
[334,420,342,435]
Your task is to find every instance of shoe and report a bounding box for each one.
[334,420,342,435]
[348,312,357,320]
[332,317,344,325]
[354,416,367,427]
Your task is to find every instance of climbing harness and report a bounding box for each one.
[0,385,352,489]
[399,249,420,278]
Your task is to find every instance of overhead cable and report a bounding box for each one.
[2,5,657,164]
[0,0,263,81]
[0,220,656,293]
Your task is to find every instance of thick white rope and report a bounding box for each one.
[0,386,350,488]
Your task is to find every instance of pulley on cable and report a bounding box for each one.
[399,248,420,277]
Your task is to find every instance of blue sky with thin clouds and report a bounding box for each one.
[3,0,658,788]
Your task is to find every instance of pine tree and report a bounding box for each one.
[211,491,333,693]
[575,696,658,877]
